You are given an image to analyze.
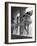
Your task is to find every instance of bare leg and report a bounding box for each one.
[26,24,29,35]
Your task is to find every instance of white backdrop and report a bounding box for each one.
[0,0,37,46]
